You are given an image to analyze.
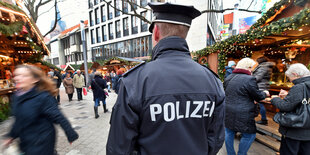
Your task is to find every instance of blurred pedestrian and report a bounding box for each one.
[88,69,96,91]
[252,56,275,125]
[225,60,236,78]
[107,3,225,155]
[110,70,116,90]
[3,65,78,155]
[63,73,74,101]
[73,70,85,101]
[91,72,108,118]
[224,58,268,155]
[54,69,62,104]
[271,63,310,155]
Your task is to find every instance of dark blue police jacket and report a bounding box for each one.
[107,36,225,155]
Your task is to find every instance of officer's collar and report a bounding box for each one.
[151,36,190,60]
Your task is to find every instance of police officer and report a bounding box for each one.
[107,2,225,155]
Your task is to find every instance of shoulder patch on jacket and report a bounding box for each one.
[123,62,146,77]
[201,64,219,78]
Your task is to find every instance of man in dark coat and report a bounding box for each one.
[91,72,108,118]
[106,3,225,155]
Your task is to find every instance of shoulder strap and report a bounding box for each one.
[92,79,103,90]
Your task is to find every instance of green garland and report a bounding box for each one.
[0,1,24,13]
[0,21,23,36]
[195,8,310,80]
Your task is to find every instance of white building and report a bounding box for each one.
[88,0,223,60]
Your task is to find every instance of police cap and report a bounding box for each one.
[148,2,201,33]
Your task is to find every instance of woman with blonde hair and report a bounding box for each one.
[3,65,78,155]
[224,58,268,155]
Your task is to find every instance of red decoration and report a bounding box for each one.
[290,47,297,51]
[20,26,28,35]
[300,47,307,52]
[233,42,237,46]
[255,39,259,44]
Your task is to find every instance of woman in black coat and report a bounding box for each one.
[224,58,267,155]
[91,72,108,118]
[3,65,78,155]
[271,63,310,155]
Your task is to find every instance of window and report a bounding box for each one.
[95,8,100,24]
[89,11,94,26]
[70,35,75,45]
[101,5,106,22]
[114,0,121,17]
[108,23,114,40]
[131,0,137,11]
[88,0,93,8]
[123,17,129,36]
[102,25,107,41]
[96,27,101,43]
[94,0,98,5]
[141,11,148,32]
[108,2,113,20]
[140,0,147,7]
[122,1,128,13]
[91,29,95,44]
[132,16,138,34]
[115,20,121,38]
[53,58,59,65]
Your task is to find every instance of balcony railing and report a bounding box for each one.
[109,34,114,40]
[132,26,138,34]
[141,24,148,32]
[116,31,121,38]
[123,29,129,36]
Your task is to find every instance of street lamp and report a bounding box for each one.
[80,20,89,87]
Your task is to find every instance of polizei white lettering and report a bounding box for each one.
[150,101,215,122]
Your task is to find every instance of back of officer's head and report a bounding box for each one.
[154,22,189,39]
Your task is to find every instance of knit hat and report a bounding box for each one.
[228,61,236,67]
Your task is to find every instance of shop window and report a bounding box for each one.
[53,58,59,65]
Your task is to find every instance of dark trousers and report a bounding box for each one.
[76,88,83,100]
[68,94,73,101]
[280,137,310,155]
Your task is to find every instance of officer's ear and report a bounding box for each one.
[153,24,160,42]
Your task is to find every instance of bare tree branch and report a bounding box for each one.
[43,0,58,37]
[102,0,151,24]
[201,8,262,14]
[247,0,254,10]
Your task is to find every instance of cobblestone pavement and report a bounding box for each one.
[0,87,276,155]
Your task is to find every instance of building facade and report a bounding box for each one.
[45,21,92,68]
[88,0,223,60]
[88,0,162,61]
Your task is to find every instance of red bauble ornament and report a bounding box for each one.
[300,47,307,52]
[20,26,28,35]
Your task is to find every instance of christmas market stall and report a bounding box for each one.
[194,0,310,147]
[96,56,143,74]
[0,2,49,121]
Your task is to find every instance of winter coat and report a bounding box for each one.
[9,87,78,155]
[107,36,226,155]
[224,69,266,133]
[113,75,122,94]
[252,62,274,90]
[73,74,85,88]
[63,77,74,94]
[54,71,62,88]
[225,66,234,78]
[91,75,107,101]
[271,76,310,141]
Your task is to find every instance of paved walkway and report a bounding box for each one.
[0,87,276,155]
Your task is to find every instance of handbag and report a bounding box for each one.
[83,87,87,96]
[273,83,310,128]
